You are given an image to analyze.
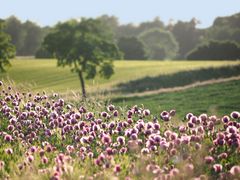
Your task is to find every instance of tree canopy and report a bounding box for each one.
[0,19,15,72]
[186,40,240,60]
[169,19,203,59]
[117,37,147,60]
[139,29,179,59]
[43,18,121,97]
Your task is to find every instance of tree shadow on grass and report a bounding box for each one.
[113,65,240,94]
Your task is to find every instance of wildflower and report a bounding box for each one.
[42,156,48,164]
[101,134,112,145]
[143,109,150,116]
[170,168,180,176]
[4,134,12,142]
[5,148,13,155]
[222,116,230,123]
[169,109,176,116]
[114,165,121,173]
[186,113,193,120]
[0,161,5,170]
[218,153,228,159]
[184,163,194,173]
[117,136,125,145]
[141,148,150,154]
[213,164,222,173]
[113,110,118,117]
[230,166,240,176]
[160,111,170,121]
[107,104,115,111]
[204,156,214,164]
[27,155,34,163]
[231,111,240,119]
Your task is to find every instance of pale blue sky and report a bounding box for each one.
[1,0,240,28]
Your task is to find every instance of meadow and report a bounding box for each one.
[0,59,240,179]
[1,59,240,95]
[0,81,239,179]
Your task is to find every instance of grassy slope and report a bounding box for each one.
[113,79,240,119]
[1,59,240,93]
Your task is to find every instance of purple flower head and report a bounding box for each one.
[199,113,208,122]
[27,155,34,163]
[169,109,176,117]
[222,116,230,123]
[160,111,170,121]
[186,113,193,120]
[227,126,238,134]
[101,134,112,145]
[117,136,125,145]
[42,156,48,164]
[5,148,13,155]
[114,165,121,173]
[143,109,150,116]
[107,104,115,112]
[101,111,108,118]
[213,164,222,173]
[230,166,240,176]
[204,156,214,164]
[218,153,228,159]
[4,134,12,142]
[113,110,118,117]
[231,111,240,119]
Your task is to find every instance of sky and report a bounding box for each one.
[1,0,240,28]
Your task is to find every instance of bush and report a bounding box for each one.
[186,40,240,60]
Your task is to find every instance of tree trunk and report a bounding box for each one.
[78,71,86,98]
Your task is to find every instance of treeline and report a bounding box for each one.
[2,13,240,60]
[3,16,50,56]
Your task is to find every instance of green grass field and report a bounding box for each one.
[1,59,240,94]
[113,79,240,119]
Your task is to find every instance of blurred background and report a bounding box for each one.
[0,0,240,117]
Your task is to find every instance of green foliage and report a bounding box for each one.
[0,19,15,72]
[115,17,165,39]
[19,21,42,55]
[186,40,240,60]
[205,13,240,46]
[139,28,179,59]
[35,46,53,59]
[43,18,121,96]
[4,16,48,56]
[4,16,25,54]
[170,19,203,59]
[117,36,147,60]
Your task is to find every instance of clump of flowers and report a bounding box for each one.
[0,81,239,179]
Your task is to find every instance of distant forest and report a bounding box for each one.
[2,12,240,60]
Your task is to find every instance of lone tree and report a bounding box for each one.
[43,18,121,97]
[0,19,15,72]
